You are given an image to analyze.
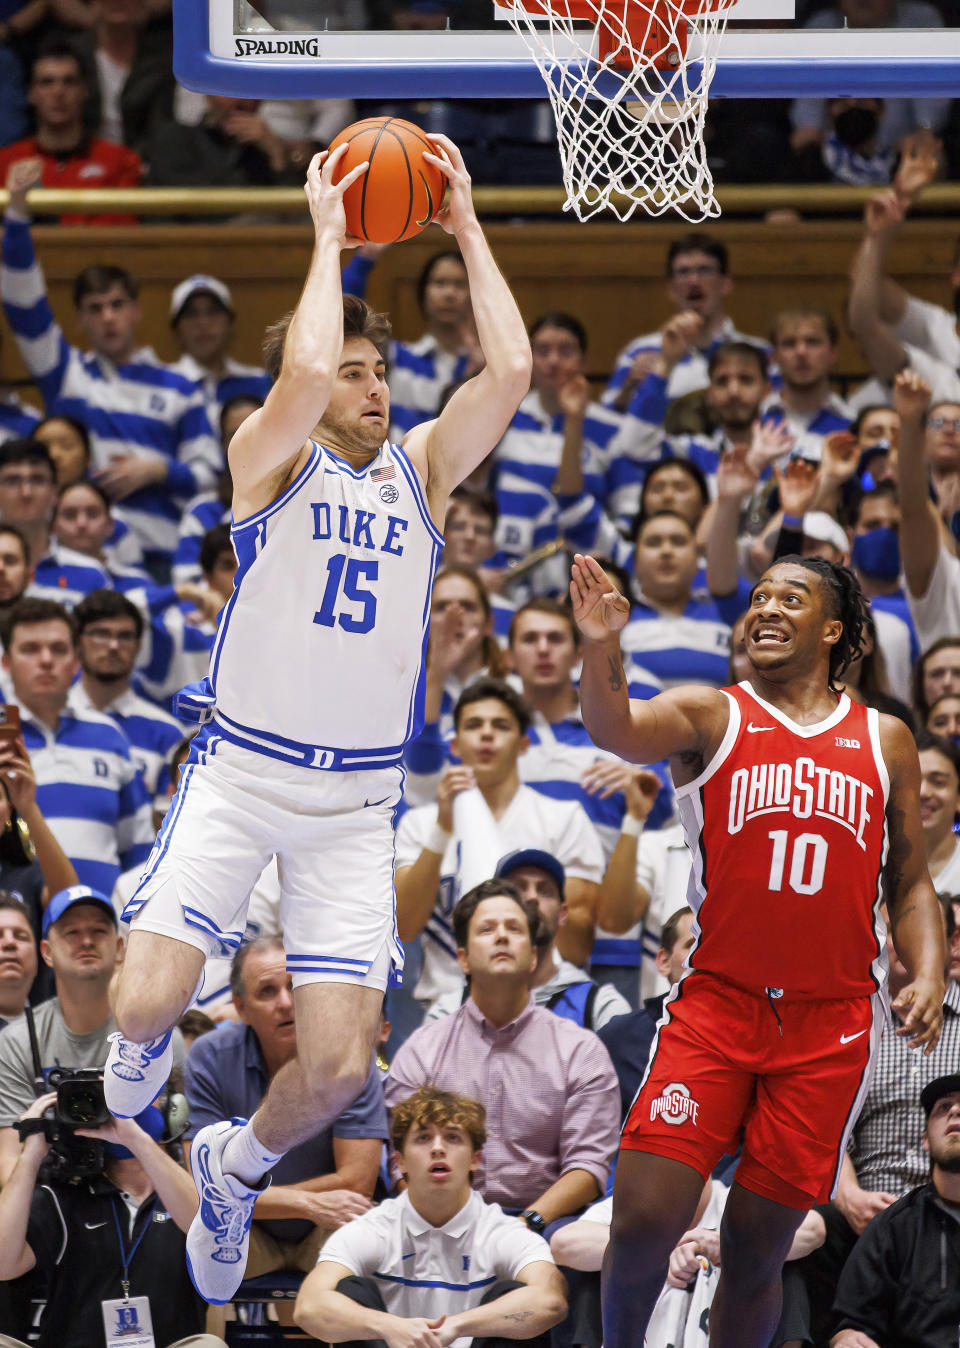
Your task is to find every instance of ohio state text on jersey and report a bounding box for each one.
[676,683,889,999]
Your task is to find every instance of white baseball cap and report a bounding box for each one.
[801,511,849,558]
[170,274,233,323]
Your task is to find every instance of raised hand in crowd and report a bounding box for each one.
[0,734,37,817]
[774,455,820,519]
[557,372,591,421]
[716,441,759,503]
[4,157,43,216]
[863,188,905,241]
[436,763,477,836]
[657,310,703,377]
[580,760,660,806]
[813,429,861,511]
[893,128,942,206]
[745,417,794,478]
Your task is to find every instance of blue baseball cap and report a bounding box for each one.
[42,886,117,937]
[495,849,565,897]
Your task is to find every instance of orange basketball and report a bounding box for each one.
[328,117,445,245]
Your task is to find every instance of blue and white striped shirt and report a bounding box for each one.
[70,681,184,806]
[18,698,154,893]
[603,318,770,406]
[0,391,40,442]
[1,215,223,562]
[27,541,111,610]
[169,353,271,428]
[621,584,749,690]
[388,335,468,442]
[761,391,852,459]
[171,491,229,585]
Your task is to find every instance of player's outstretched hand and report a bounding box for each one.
[305,145,369,248]
[892,973,944,1054]
[424,135,474,237]
[570,554,630,642]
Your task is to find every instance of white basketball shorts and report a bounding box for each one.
[122,731,404,991]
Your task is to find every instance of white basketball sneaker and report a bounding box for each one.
[187,1119,269,1304]
[103,1030,173,1118]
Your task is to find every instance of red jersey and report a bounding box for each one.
[677,682,889,999]
[0,138,142,225]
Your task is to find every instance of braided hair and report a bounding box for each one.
[753,555,870,695]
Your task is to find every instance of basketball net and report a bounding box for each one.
[495,0,734,222]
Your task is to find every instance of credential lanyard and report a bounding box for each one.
[111,1196,157,1301]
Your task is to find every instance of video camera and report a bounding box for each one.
[15,1067,109,1182]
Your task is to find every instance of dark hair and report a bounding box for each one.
[73,588,144,641]
[638,458,711,524]
[177,1008,216,1041]
[35,415,92,474]
[1,597,75,651]
[0,893,36,930]
[508,596,578,649]
[927,692,960,723]
[229,934,285,1001]
[30,35,86,83]
[750,556,869,694]
[913,637,960,721]
[707,340,769,382]
[447,484,497,529]
[453,676,532,735]
[56,478,111,516]
[219,395,263,436]
[771,307,839,348]
[452,878,537,950]
[660,906,692,956]
[529,311,587,353]
[0,524,29,566]
[852,403,898,440]
[0,438,55,479]
[915,729,960,783]
[262,294,391,382]
[595,556,635,603]
[416,251,467,312]
[939,893,958,942]
[633,508,697,545]
[390,1085,486,1155]
[432,566,507,678]
[167,735,195,793]
[667,233,728,277]
[73,265,138,307]
[200,523,235,577]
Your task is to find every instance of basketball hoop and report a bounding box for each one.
[494,0,735,223]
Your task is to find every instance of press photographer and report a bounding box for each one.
[0,1084,227,1348]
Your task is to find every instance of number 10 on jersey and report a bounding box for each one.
[314,554,379,634]
[767,830,828,896]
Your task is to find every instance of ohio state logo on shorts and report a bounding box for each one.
[649,1081,700,1127]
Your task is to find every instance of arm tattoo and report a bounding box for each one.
[884,804,912,909]
[607,655,624,693]
[503,1312,534,1324]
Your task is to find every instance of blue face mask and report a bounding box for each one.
[102,1102,165,1160]
[851,525,901,581]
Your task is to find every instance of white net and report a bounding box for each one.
[498,0,734,223]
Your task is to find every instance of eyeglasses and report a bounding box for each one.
[0,473,53,489]
[82,628,139,646]
[929,416,960,432]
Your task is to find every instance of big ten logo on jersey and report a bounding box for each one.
[310,502,409,636]
[728,757,874,851]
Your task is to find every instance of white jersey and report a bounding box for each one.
[211,439,443,768]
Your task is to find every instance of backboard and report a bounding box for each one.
[173,0,960,99]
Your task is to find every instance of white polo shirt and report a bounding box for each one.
[318,1189,553,1348]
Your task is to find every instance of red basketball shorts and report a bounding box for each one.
[621,972,885,1208]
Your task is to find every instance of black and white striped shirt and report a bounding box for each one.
[849,981,960,1195]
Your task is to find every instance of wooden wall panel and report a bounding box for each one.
[6,217,956,403]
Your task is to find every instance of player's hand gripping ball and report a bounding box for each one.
[327,116,446,244]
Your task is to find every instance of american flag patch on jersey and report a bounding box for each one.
[371,465,396,482]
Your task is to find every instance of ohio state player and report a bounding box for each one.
[571,551,944,1348]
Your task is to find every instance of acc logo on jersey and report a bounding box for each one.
[650,1081,700,1127]
[379,484,400,504]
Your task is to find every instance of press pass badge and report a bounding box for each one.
[101,1295,155,1347]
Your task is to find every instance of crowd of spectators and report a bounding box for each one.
[0,3,955,1346]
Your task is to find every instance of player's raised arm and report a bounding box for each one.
[403,135,532,503]
[228,146,369,504]
[571,553,728,767]
[880,714,946,1054]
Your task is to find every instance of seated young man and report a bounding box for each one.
[294,1085,568,1348]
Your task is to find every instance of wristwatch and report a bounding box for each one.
[521,1208,547,1235]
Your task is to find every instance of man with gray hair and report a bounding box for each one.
[182,935,389,1285]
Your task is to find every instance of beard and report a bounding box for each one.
[320,405,387,456]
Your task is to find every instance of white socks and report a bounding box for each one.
[222,1118,285,1187]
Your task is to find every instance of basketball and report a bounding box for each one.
[327,116,446,245]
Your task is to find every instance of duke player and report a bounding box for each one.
[570,551,945,1348]
[102,138,532,1303]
